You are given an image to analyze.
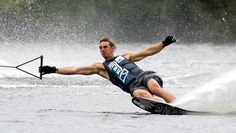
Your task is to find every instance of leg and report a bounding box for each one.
[147,79,176,103]
[132,89,166,103]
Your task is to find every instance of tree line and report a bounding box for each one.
[0,0,235,43]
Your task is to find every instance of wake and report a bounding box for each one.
[173,68,236,114]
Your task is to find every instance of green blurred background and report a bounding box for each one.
[0,0,235,43]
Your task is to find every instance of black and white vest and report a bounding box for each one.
[103,55,144,93]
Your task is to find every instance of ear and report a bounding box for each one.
[111,47,116,52]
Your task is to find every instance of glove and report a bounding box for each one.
[39,66,57,75]
[162,36,176,47]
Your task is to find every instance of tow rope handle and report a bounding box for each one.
[0,55,44,80]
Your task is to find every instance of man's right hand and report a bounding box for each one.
[39,66,57,75]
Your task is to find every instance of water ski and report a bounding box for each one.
[132,97,202,115]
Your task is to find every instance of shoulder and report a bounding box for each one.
[92,62,105,70]
[122,52,134,62]
[92,62,109,79]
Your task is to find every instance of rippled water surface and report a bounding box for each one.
[1,43,236,133]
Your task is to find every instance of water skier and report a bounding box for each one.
[40,36,176,103]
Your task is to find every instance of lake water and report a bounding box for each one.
[0,42,236,133]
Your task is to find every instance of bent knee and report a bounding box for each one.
[148,79,162,89]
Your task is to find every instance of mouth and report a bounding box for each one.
[101,52,107,57]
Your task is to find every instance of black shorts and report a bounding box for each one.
[129,71,163,96]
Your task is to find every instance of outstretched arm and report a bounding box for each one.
[39,62,109,79]
[124,36,176,62]
[56,64,99,75]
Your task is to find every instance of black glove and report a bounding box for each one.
[39,66,57,75]
[162,36,176,47]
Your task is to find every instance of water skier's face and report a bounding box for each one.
[99,41,114,60]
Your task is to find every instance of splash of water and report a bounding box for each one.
[0,59,14,78]
[0,59,7,65]
[0,57,39,78]
[173,68,236,113]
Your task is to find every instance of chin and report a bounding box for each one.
[102,55,107,59]
[103,56,110,60]
[101,53,112,60]
[104,56,109,60]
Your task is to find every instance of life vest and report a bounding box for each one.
[103,55,144,93]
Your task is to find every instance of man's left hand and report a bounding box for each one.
[162,36,176,47]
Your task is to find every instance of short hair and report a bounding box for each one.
[99,38,117,49]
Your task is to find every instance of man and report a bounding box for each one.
[40,36,176,103]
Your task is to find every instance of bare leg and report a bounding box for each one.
[147,79,176,103]
[132,89,166,103]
